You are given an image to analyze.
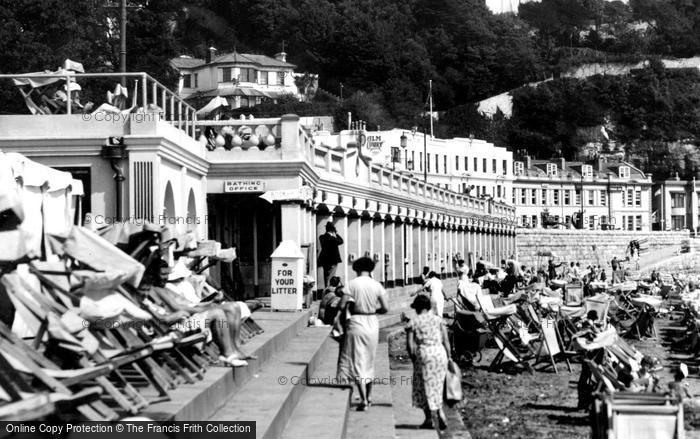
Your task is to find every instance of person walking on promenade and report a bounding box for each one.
[406,294,450,431]
[336,257,389,411]
[318,222,344,287]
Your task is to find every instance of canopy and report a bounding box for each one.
[196,95,229,115]
[11,59,85,89]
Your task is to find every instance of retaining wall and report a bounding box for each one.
[516,229,689,269]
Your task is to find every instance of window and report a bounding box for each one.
[464,157,468,171]
[619,166,630,179]
[482,158,487,173]
[627,189,633,206]
[512,190,516,205]
[492,159,497,173]
[503,160,508,174]
[482,185,487,195]
[521,189,526,204]
[182,74,191,88]
[522,215,528,227]
[600,190,606,206]
[514,161,524,175]
[581,164,593,178]
[277,71,286,85]
[622,215,626,230]
[455,156,459,171]
[589,215,595,230]
[575,189,581,205]
[462,183,467,193]
[553,189,560,205]
[425,153,429,172]
[444,155,447,174]
[672,215,685,230]
[474,158,478,172]
[497,185,502,198]
[672,193,685,208]
[259,71,268,85]
[239,68,256,83]
[588,190,595,206]
[565,215,571,225]
[532,215,538,228]
[546,163,558,176]
[635,215,642,231]
[531,189,537,205]
[410,151,415,170]
[564,190,571,205]
[220,67,233,82]
[435,154,439,173]
[627,216,634,231]
[635,190,641,207]
[542,189,547,204]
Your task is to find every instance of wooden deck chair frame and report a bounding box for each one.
[0,334,110,421]
[534,317,572,374]
[30,263,202,390]
[2,273,154,414]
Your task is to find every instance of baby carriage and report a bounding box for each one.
[447,294,490,364]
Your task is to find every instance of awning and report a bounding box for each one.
[196,95,229,115]
[196,87,272,98]
[11,59,85,89]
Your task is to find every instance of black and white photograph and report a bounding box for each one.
[1,0,700,437]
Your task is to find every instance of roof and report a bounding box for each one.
[170,52,296,70]
[516,159,649,181]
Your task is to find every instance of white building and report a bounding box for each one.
[315,128,514,205]
[170,49,314,110]
[513,157,653,231]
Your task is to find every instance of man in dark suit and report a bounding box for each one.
[318,222,343,287]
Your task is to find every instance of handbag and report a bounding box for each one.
[330,297,353,342]
[444,359,463,402]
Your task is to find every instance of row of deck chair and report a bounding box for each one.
[591,391,684,439]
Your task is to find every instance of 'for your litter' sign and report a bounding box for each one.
[270,240,304,311]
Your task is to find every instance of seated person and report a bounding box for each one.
[668,363,694,405]
[628,356,660,393]
[147,258,254,367]
[319,276,344,325]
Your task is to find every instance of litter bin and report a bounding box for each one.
[270,240,305,311]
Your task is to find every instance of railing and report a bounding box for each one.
[0,72,198,138]
[195,118,281,151]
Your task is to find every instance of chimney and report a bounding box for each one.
[525,155,532,170]
[596,155,606,172]
[559,157,565,170]
[274,52,287,63]
[206,47,216,64]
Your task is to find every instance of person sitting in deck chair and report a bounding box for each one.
[148,258,255,367]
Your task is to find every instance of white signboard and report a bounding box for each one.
[259,186,313,204]
[270,241,305,311]
[224,179,266,193]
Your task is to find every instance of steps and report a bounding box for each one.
[144,310,311,421]
[209,326,332,439]
[280,341,351,439]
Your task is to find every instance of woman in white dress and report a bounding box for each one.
[336,257,389,411]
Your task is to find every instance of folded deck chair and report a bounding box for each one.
[17,87,50,115]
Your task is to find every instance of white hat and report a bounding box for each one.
[679,363,689,378]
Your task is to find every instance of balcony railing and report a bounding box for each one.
[0,72,198,138]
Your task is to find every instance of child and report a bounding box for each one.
[668,363,694,405]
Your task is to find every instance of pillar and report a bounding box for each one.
[332,214,349,284]
[347,214,361,280]
[384,220,395,286]
[280,203,303,244]
[394,220,405,286]
[373,217,385,284]
[412,222,420,283]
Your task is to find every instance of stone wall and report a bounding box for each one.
[516,229,689,269]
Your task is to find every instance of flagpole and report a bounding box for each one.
[429,79,434,138]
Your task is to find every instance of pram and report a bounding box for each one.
[447,295,490,364]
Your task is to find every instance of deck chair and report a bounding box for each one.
[584,295,612,324]
[534,317,572,373]
[623,305,656,339]
[2,271,155,414]
[592,391,684,439]
[0,346,105,421]
[29,261,203,391]
[17,87,50,115]
[565,285,583,306]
